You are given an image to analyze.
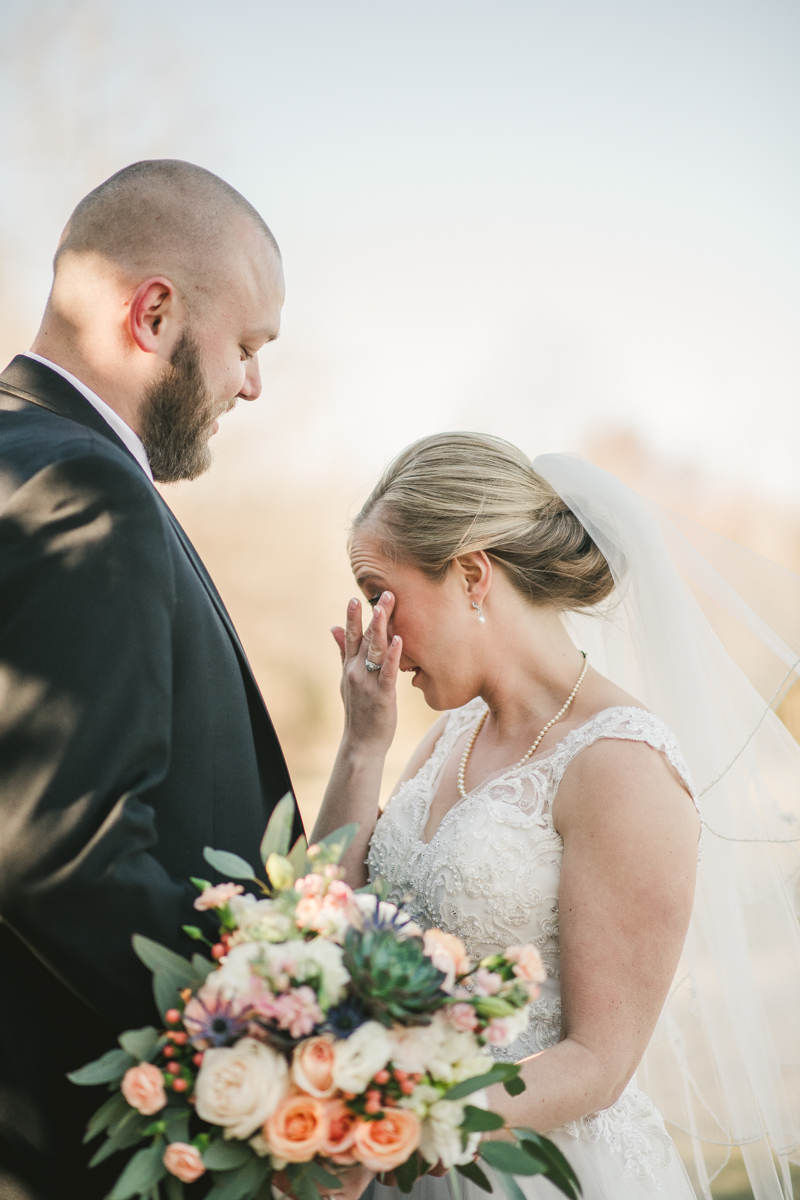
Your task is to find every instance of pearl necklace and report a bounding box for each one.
[456,652,588,800]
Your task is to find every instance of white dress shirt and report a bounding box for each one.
[24,352,154,483]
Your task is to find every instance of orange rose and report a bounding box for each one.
[163,1142,206,1183]
[121,1063,167,1115]
[292,1036,336,1099]
[352,1109,421,1172]
[321,1098,359,1164]
[265,1093,330,1162]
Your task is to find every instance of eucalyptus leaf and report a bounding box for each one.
[108,1140,168,1200]
[443,1063,519,1101]
[493,1171,528,1200]
[202,1139,254,1170]
[68,1047,135,1086]
[164,1175,185,1200]
[83,1091,130,1143]
[394,1152,422,1193]
[317,821,359,863]
[308,1162,343,1189]
[119,1026,161,1062]
[132,936,198,987]
[207,1157,270,1200]
[191,952,216,981]
[460,1105,506,1133]
[165,1109,191,1143]
[153,974,181,1022]
[260,791,297,863]
[513,1130,581,1198]
[285,1162,325,1200]
[478,1141,548,1177]
[455,1161,493,1192]
[287,833,309,878]
[449,1167,462,1200]
[503,1075,526,1096]
[88,1110,151,1167]
[203,846,259,881]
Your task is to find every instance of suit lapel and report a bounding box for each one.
[0,354,260,691]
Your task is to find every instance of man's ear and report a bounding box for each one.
[129,277,178,354]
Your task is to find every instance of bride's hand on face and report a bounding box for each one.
[331,592,402,757]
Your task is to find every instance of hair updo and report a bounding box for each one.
[352,433,615,611]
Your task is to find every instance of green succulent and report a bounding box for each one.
[343,926,447,1026]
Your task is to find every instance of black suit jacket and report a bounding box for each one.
[0,355,302,1199]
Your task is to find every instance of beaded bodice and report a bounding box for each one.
[367,701,697,1179]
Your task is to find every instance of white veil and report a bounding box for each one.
[533,454,800,1200]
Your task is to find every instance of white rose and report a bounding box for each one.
[412,1017,490,1085]
[398,1083,442,1119]
[390,1020,447,1076]
[420,1099,481,1168]
[332,1021,393,1093]
[291,938,350,1006]
[205,942,263,999]
[195,1037,289,1139]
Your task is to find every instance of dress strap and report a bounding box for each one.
[549,707,699,811]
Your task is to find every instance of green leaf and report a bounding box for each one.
[513,1130,582,1198]
[165,1109,191,1144]
[207,1157,271,1200]
[108,1140,168,1199]
[132,936,198,987]
[88,1109,151,1167]
[204,846,259,881]
[307,1162,342,1190]
[260,791,297,863]
[153,974,181,1022]
[474,996,516,1018]
[461,1105,506,1133]
[456,1160,493,1192]
[82,1091,130,1143]
[493,1171,528,1200]
[449,1166,462,1200]
[164,1175,185,1200]
[285,1161,337,1200]
[191,877,213,892]
[202,1139,254,1170]
[68,1047,135,1086]
[317,821,359,863]
[478,1141,548,1177]
[503,1075,526,1096]
[287,833,310,878]
[443,1063,520,1101]
[394,1152,423,1193]
[118,1026,161,1062]
[191,952,216,982]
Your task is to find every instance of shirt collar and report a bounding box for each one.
[24,352,154,483]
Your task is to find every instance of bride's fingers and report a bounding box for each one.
[377,634,402,688]
[364,591,394,668]
[344,598,363,662]
[331,626,346,663]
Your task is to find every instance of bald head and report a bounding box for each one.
[54,159,280,311]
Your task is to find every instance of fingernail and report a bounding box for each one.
[392,636,400,646]
[374,606,382,619]
[382,591,392,603]
[349,598,358,610]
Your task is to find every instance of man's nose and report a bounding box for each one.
[239,356,262,402]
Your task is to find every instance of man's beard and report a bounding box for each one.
[139,333,221,484]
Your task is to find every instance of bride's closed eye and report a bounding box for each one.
[367,595,382,608]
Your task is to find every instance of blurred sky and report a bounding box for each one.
[0,0,798,500]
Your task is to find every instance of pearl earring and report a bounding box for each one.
[472,602,485,624]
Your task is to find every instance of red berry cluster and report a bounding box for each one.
[347,1066,423,1120]
[159,1005,202,1098]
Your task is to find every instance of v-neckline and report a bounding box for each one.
[417,704,635,848]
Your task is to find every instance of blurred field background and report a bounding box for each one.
[0,3,798,1194]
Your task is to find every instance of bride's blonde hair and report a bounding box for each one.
[353,432,614,610]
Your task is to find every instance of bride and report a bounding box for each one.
[311,433,800,1200]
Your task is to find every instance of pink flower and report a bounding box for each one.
[182,983,252,1047]
[163,1142,206,1183]
[485,1018,510,1045]
[295,874,325,898]
[474,968,503,996]
[422,930,471,993]
[261,987,323,1038]
[448,1003,479,1032]
[505,944,547,984]
[121,1063,167,1115]
[194,883,244,912]
[295,896,324,928]
[325,880,355,909]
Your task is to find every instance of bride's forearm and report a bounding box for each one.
[486,1038,630,1135]
[311,740,385,888]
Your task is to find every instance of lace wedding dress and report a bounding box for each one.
[366,699,700,1200]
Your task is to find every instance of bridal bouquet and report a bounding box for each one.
[70,797,580,1200]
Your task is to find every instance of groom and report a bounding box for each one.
[0,161,302,1199]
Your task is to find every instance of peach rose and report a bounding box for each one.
[422,930,471,992]
[163,1142,206,1183]
[121,1062,167,1115]
[505,944,546,984]
[352,1109,421,1172]
[292,1036,337,1099]
[264,1093,330,1162]
[322,1098,359,1164]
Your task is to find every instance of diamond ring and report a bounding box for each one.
[365,659,382,672]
